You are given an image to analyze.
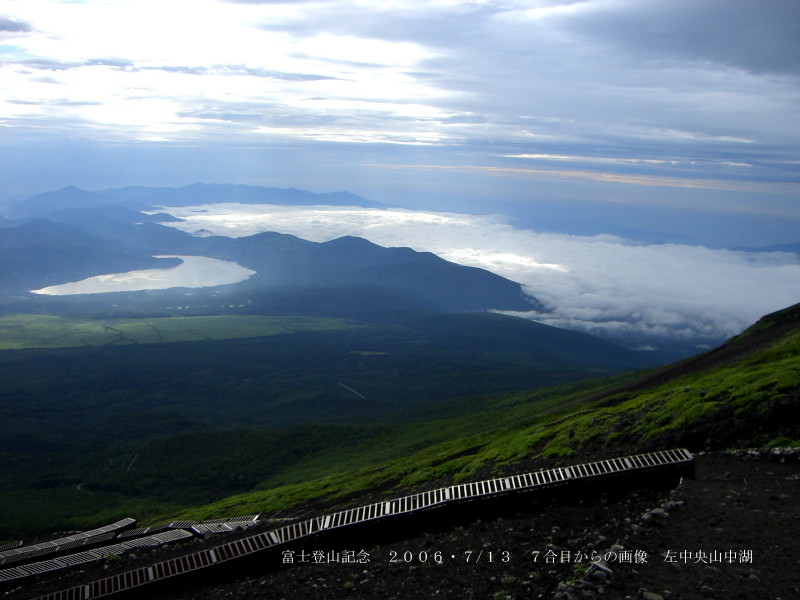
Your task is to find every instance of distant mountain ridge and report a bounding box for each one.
[0,191,539,314]
[104,182,385,209]
[0,219,180,292]
[3,183,386,219]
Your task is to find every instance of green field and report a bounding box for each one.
[0,313,360,349]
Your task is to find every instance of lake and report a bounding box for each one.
[31,255,256,295]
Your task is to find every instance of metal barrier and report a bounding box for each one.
[21,448,693,600]
[0,520,135,568]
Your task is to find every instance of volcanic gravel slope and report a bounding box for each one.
[97,450,796,600]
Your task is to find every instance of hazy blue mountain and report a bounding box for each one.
[2,183,539,317]
[103,182,387,208]
[0,208,538,313]
[3,186,119,219]
[0,219,179,292]
[3,186,171,219]
[290,236,540,313]
[3,183,387,219]
[196,233,542,313]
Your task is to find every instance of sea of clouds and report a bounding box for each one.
[158,204,800,346]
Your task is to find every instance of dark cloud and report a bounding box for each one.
[7,98,102,106]
[238,65,339,81]
[52,99,104,106]
[86,58,135,68]
[8,57,133,71]
[149,65,210,75]
[289,52,392,69]
[5,56,336,82]
[141,63,338,80]
[176,108,268,124]
[0,16,33,33]
[256,2,494,48]
[176,99,434,133]
[17,58,78,71]
[441,114,489,125]
[241,0,798,174]
[222,0,311,4]
[559,0,800,75]
[31,75,63,84]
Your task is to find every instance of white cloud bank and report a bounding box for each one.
[157,204,800,343]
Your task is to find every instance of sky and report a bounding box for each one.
[1,0,799,246]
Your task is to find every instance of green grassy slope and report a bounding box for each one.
[157,302,800,523]
[0,310,653,540]
[2,304,797,540]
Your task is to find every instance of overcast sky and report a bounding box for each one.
[1,0,799,245]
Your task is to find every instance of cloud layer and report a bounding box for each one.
[1,0,798,256]
[1,1,798,208]
[158,204,800,345]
